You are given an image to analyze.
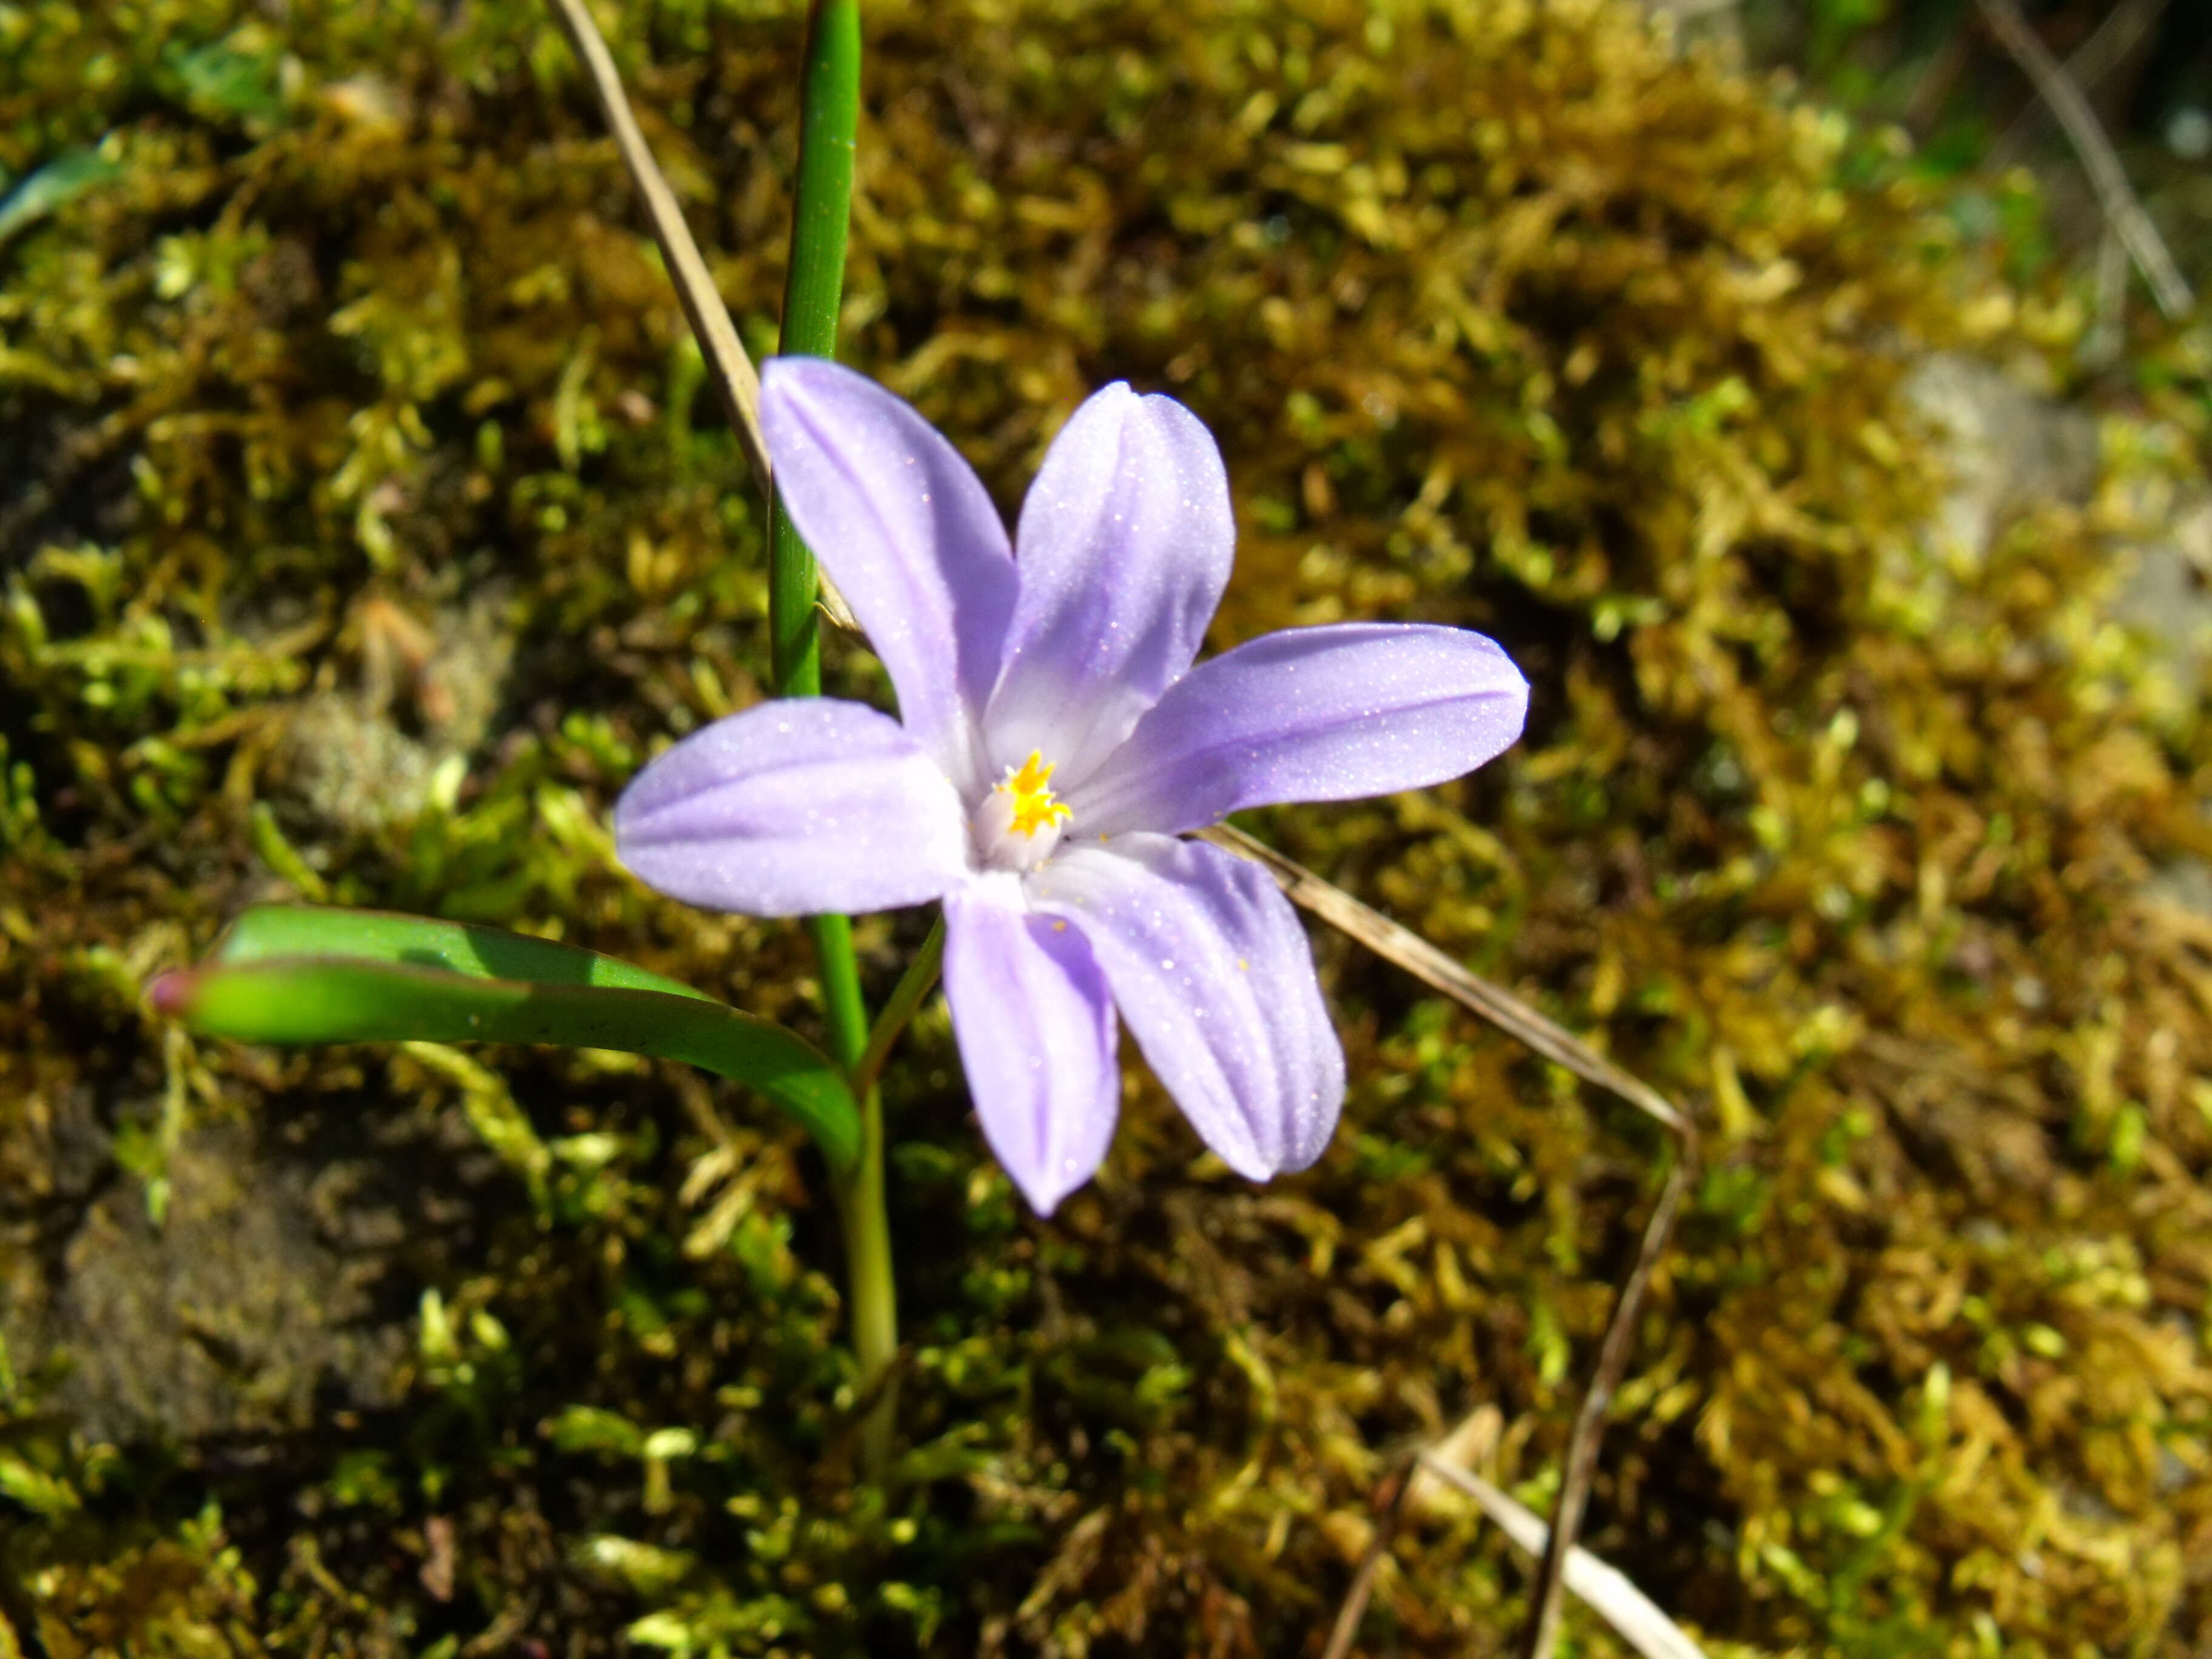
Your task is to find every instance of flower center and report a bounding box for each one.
[971,749,1071,871]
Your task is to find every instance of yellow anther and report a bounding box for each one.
[997,749,1071,840]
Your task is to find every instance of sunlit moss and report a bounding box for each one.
[3,0,2210,1654]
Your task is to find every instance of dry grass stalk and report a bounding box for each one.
[1416,1450,1710,1659]
[1204,823,1699,1659]
[543,0,858,630]
[1976,0,2193,319]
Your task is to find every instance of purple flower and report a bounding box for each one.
[615,360,1529,1212]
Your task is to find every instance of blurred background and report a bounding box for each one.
[1739,0,2211,310]
[4,1,2212,1655]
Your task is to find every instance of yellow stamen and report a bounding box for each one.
[998,749,1071,839]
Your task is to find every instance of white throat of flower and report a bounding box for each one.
[971,749,1070,871]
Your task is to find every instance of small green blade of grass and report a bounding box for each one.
[0,148,122,247]
[210,904,712,999]
[154,908,859,1176]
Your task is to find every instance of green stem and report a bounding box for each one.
[839,1083,897,1475]
[808,913,869,1073]
[769,0,893,1476]
[851,915,945,1102]
[766,0,860,701]
[772,0,865,1065]
[836,912,942,1475]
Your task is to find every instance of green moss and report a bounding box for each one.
[4,0,2210,1653]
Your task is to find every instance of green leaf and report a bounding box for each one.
[0,147,122,248]
[0,1452,80,1518]
[580,1535,695,1598]
[209,904,709,997]
[167,39,283,124]
[547,1404,647,1459]
[155,907,859,1176]
[248,801,330,900]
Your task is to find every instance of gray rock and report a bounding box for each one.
[1903,353,2101,563]
[18,1119,412,1444]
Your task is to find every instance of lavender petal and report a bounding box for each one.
[615,699,969,917]
[983,384,1234,783]
[1067,623,1529,836]
[761,358,1017,789]
[943,874,1121,1214]
[1027,834,1342,1179]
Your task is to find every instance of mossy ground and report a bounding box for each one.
[4,1,2211,1654]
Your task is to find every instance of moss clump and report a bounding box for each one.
[4,0,2210,1653]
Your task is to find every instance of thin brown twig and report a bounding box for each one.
[1902,25,1977,135]
[1200,824,1686,1136]
[1205,823,1699,1659]
[1517,1151,1693,1659]
[545,0,768,479]
[1989,0,2169,166]
[542,0,857,629]
[2086,224,2130,369]
[1318,1458,1417,1659]
[1976,0,2193,321]
[1413,1452,1708,1659]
